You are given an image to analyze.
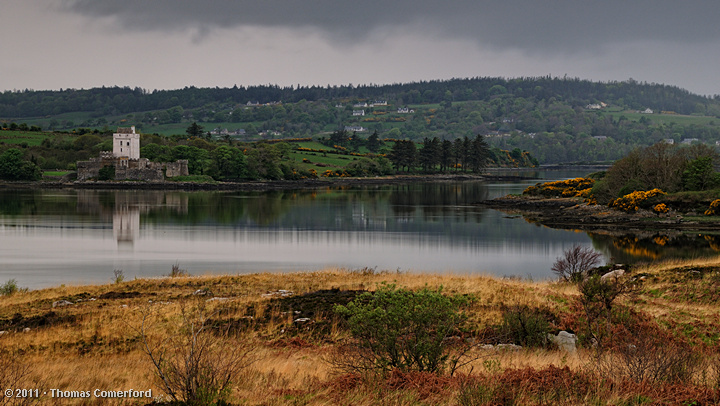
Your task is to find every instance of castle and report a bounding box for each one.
[76,126,188,181]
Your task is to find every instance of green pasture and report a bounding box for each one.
[296,140,332,150]
[599,111,718,126]
[0,130,50,146]
[43,171,72,177]
[289,149,356,171]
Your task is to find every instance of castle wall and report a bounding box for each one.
[165,160,189,178]
[76,126,189,182]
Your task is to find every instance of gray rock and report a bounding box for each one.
[496,344,522,351]
[601,269,625,281]
[547,331,577,353]
[52,300,73,308]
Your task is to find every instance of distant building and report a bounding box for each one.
[352,110,365,116]
[641,108,654,114]
[77,126,188,181]
[344,126,367,132]
[664,139,675,145]
[681,138,699,145]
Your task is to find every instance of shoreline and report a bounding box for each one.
[0,173,538,191]
[480,194,719,232]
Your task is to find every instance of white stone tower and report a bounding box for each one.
[113,126,140,160]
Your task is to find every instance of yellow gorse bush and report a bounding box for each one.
[653,203,670,214]
[523,178,596,203]
[705,199,720,216]
[609,189,666,212]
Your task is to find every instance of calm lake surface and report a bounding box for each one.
[1,170,718,289]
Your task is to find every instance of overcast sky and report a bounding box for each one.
[3,1,720,96]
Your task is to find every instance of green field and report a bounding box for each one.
[0,130,50,146]
[598,111,718,126]
[289,149,356,171]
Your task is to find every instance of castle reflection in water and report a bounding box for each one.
[76,190,189,247]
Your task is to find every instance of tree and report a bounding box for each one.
[209,146,247,180]
[682,156,719,191]
[0,148,42,181]
[367,130,382,153]
[467,135,491,173]
[186,122,204,138]
[418,137,440,172]
[552,244,603,283]
[388,140,416,172]
[440,139,453,172]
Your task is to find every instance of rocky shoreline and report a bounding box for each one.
[480,195,718,232]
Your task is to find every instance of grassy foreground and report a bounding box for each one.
[1,261,720,405]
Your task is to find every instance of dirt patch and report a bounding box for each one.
[99,290,143,300]
[0,311,78,332]
[210,289,364,337]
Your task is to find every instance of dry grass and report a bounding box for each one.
[0,263,718,405]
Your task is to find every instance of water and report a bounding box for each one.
[1,171,717,288]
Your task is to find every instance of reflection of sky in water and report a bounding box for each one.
[4,171,681,289]
[0,221,582,288]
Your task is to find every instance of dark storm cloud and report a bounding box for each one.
[60,0,720,52]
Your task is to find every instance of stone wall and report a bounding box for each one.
[116,167,164,182]
[165,160,189,178]
[77,155,189,182]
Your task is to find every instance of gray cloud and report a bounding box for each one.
[59,0,720,53]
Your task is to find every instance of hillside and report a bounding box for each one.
[3,77,720,164]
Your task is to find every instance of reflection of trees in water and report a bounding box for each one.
[588,231,720,263]
[388,182,489,223]
[1,182,490,236]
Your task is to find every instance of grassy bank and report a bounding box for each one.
[1,261,720,405]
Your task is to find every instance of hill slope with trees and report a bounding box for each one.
[3,77,720,164]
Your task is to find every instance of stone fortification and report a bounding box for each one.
[76,126,189,182]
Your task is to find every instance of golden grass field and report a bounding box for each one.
[1,258,720,405]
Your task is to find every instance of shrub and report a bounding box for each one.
[609,189,666,212]
[137,301,254,405]
[333,284,473,375]
[705,199,720,216]
[168,263,189,277]
[0,350,32,405]
[652,203,669,214]
[522,178,595,198]
[551,244,603,283]
[97,165,115,181]
[0,279,23,296]
[498,305,551,348]
[112,269,125,284]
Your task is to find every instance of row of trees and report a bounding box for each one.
[2,77,716,118]
[388,135,493,173]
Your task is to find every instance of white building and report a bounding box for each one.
[353,110,365,116]
[113,126,140,161]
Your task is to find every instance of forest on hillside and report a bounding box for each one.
[3,77,720,164]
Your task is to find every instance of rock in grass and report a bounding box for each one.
[52,300,73,308]
[547,331,577,353]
